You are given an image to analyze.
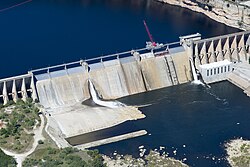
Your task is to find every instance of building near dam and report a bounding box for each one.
[0,30,250,148]
[199,60,233,84]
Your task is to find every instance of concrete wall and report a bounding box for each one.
[89,56,177,99]
[199,60,233,84]
[89,60,131,99]
[36,72,90,108]
[139,57,172,90]
[36,51,191,108]
[171,51,192,83]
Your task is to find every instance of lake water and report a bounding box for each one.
[1,0,248,167]
[0,0,239,78]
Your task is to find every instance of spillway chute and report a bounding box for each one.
[88,79,126,108]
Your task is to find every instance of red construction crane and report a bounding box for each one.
[143,20,157,47]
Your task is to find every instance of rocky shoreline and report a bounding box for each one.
[103,147,189,167]
[157,0,250,30]
[225,139,250,167]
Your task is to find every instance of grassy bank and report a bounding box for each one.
[0,149,16,167]
[23,147,106,167]
[0,99,41,153]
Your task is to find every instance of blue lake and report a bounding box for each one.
[0,0,248,167]
[0,0,239,78]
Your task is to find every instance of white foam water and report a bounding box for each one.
[190,58,204,85]
[88,79,126,108]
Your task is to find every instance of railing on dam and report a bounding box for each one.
[192,30,250,67]
[194,30,250,45]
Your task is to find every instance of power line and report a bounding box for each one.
[0,0,32,13]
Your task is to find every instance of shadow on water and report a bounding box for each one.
[65,121,142,146]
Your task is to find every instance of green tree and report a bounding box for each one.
[26,98,33,104]
[16,99,24,106]
[0,149,16,166]
[4,100,14,107]
[87,149,106,167]
[38,140,44,144]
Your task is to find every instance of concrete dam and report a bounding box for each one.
[1,31,250,148]
[30,41,192,109]
[1,30,250,106]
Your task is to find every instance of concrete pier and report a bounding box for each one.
[2,81,9,105]
[0,74,38,104]
[12,80,18,102]
[75,130,147,149]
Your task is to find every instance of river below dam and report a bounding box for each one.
[92,81,250,167]
[1,0,249,167]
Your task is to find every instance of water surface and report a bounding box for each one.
[95,81,250,167]
[0,0,239,78]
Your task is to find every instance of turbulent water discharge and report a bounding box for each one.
[88,79,125,108]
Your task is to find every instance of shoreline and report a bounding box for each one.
[103,149,189,167]
[225,138,250,166]
[157,0,248,30]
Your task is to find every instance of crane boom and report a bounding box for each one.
[143,20,156,47]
